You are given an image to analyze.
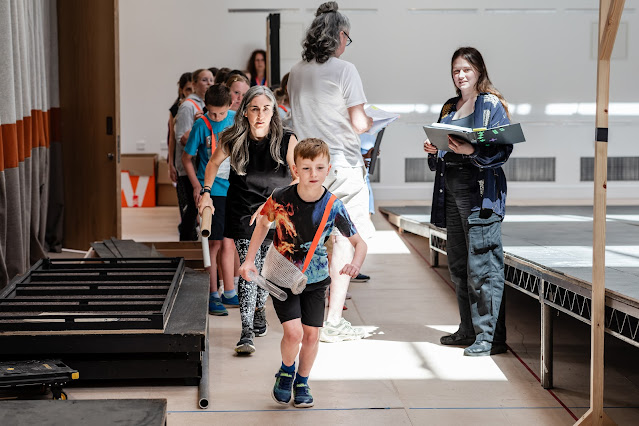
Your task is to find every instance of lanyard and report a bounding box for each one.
[185,98,202,112]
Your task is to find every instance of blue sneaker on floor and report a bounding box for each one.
[293,382,314,408]
[271,368,294,405]
[221,294,239,306]
[208,296,228,316]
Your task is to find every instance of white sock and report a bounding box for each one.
[327,318,341,327]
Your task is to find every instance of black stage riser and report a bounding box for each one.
[0,303,164,312]
[61,358,200,381]
[0,334,204,355]
[0,258,184,332]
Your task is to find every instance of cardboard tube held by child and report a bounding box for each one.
[261,244,308,295]
[200,206,213,238]
[248,270,287,301]
[200,206,212,268]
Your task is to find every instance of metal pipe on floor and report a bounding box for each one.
[199,208,212,409]
[199,324,210,409]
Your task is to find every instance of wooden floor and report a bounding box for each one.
[57,206,639,425]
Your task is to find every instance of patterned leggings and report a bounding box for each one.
[235,239,270,331]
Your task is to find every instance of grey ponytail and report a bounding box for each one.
[301,2,350,64]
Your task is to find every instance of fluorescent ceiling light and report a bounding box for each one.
[485,8,556,14]
[545,102,639,116]
[373,104,429,114]
[516,104,532,115]
[545,103,579,115]
[610,103,639,116]
[407,9,478,14]
[577,103,596,115]
[607,215,639,222]
[415,104,429,114]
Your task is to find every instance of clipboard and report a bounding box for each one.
[423,123,525,152]
[367,128,385,175]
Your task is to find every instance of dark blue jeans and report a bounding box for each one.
[444,165,506,344]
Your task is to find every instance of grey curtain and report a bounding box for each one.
[0,0,59,290]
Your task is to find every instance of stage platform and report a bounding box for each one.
[0,399,167,426]
[380,205,639,389]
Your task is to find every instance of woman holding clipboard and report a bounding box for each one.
[423,47,512,357]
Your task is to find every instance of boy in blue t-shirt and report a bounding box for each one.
[239,138,367,408]
[183,84,237,316]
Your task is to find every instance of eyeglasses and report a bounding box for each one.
[343,31,352,46]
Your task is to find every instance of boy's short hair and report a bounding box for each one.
[294,138,331,163]
[205,84,232,108]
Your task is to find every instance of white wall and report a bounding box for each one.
[119,0,639,202]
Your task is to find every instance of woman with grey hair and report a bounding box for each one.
[288,1,373,343]
[199,85,298,354]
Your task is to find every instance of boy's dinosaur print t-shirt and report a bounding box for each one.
[261,184,357,284]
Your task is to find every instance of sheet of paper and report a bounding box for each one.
[365,105,399,135]
[429,122,472,132]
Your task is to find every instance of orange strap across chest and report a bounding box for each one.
[198,115,216,151]
[199,115,212,133]
[185,98,202,113]
[301,194,337,273]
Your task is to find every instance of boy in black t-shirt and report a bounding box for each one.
[239,138,367,408]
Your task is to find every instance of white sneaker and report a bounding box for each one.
[320,318,365,343]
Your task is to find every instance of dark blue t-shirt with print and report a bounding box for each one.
[261,184,357,283]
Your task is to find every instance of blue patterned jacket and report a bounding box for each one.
[427,93,513,228]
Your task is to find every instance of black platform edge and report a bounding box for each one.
[0,399,167,426]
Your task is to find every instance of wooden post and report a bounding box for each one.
[266,13,281,87]
[575,1,624,425]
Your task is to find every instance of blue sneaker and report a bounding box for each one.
[208,296,228,316]
[221,294,239,307]
[271,368,294,404]
[293,382,314,408]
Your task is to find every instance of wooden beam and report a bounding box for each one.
[575,1,624,425]
[599,0,625,60]
[576,409,615,426]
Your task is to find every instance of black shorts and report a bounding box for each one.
[271,276,330,327]
[210,196,226,241]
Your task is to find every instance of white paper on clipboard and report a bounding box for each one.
[365,106,399,135]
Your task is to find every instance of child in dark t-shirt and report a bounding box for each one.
[239,138,367,408]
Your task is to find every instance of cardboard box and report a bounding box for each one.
[157,183,178,206]
[157,157,172,184]
[121,154,157,207]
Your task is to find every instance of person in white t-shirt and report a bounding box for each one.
[288,1,373,343]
